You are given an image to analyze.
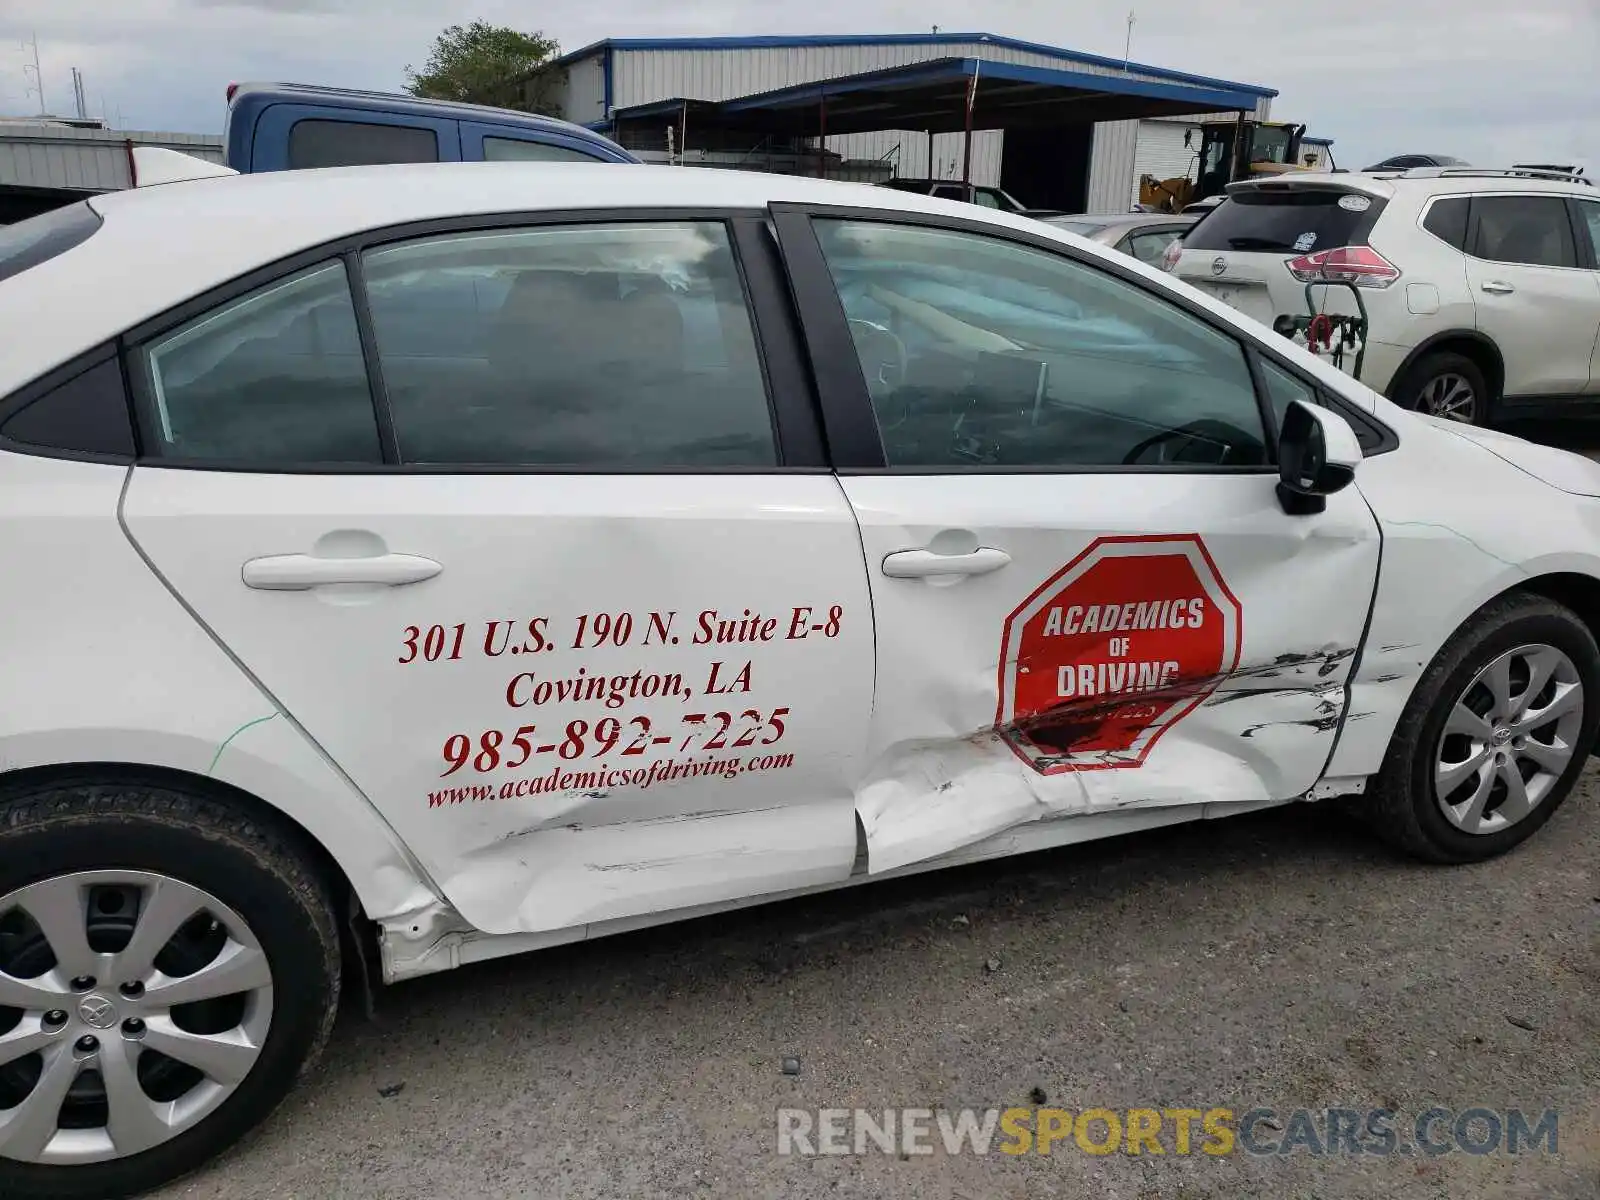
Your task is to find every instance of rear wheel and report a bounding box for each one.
[1366,595,1600,862]
[0,779,340,1199]
[1394,350,1489,424]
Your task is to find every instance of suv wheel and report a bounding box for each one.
[1395,351,1488,424]
[0,778,341,1200]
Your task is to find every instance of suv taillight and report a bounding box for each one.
[1286,245,1400,288]
[226,82,239,102]
[1160,238,1184,272]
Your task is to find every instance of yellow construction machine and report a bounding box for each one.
[1139,118,1318,213]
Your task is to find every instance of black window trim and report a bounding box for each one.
[118,206,828,475]
[768,201,1397,475]
[0,341,141,465]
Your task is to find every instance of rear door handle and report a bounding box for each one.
[242,553,442,591]
[881,547,1011,579]
[1480,280,1516,295]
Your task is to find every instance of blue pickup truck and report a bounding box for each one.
[223,82,639,172]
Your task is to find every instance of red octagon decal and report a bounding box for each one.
[996,534,1242,773]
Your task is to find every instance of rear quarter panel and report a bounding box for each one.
[0,452,438,920]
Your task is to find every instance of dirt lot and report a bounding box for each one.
[155,772,1598,1200]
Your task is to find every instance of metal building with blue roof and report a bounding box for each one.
[529,32,1281,213]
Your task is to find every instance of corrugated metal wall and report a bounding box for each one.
[1085,120,1139,213]
[821,128,1003,186]
[0,125,224,192]
[561,54,608,127]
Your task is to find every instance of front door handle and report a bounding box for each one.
[242,553,442,591]
[881,547,1011,579]
[1480,280,1516,295]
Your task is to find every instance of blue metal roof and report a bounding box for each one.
[551,32,1278,99]
[606,57,1264,139]
[718,58,1264,119]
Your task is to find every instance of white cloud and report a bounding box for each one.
[0,0,1594,171]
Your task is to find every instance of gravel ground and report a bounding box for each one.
[156,772,1598,1200]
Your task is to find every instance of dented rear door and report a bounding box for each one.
[121,213,875,936]
[774,207,1382,873]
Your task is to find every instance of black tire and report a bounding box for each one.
[1392,350,1490,425]
[0,777,341,1200]
[1366,595,1600,863]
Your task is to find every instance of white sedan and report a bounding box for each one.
[1,156,1597,1197]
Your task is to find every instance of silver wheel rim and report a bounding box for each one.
[1418,372,1477,422]
[0,871,273,1165]
[1434,644,1584,835]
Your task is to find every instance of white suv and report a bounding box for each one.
[1169,168,1600,424]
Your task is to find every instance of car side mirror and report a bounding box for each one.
[1276,399,1362,515]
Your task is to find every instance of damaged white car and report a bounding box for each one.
[2,158,1599,1197]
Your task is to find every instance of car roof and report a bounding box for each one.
[1053,213,1193,228]
[1228,168,1590,201]
[227,81,599,135]
[0,161,1109,395]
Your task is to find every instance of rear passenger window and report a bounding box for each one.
[1470,196,1578,268]
[287,120,439,169]
[1422,197,1469,249]
[138,261,383,463]
[360,222,777,466]
[482,137,601,163]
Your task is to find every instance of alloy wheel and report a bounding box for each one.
[0,871,273,1165]
[1417,372,1478,422]
[1434,644,1584,835]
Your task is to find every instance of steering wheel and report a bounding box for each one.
[1120,419,1243,466]
[847,318,910,424]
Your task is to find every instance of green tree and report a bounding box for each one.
[404,21,562,115]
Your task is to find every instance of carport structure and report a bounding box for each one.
[607,55,1271,211]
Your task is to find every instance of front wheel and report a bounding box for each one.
[1366,595,1600,863]
[0,779,341,1200]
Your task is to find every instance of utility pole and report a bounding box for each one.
[1123,10,1136,71]
[21,32,45,114]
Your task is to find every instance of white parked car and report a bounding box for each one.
[1168,167,1600,424]
[4,160,1600,1197]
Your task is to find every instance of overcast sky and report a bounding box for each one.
[1,0,1596,172]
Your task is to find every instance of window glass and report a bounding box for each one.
[482,137,603,163]
[1048,219,1109,237]
[1471,196,1578,268]
[1127,229,1183,265]
[812,219,1268,468]
[287,119,439,169]
[140,261,383,462]
[972,190,1002,209]
[1422,197,1470,250]
[1184,190,1381,254]
[1259,358,1317,426]
[361,221,776,466]
[1577,200,1600,262]
[0,202,100,284]
[1258,357,1381,454]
